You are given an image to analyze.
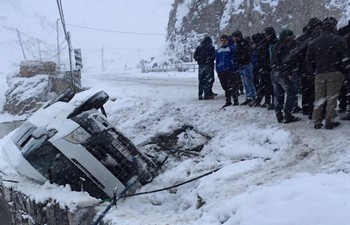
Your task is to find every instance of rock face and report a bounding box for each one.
[1,186,97,225]
[164,0,349,63]
[3,74,51,115]
[20,60,57,78]
[2,61,82,116]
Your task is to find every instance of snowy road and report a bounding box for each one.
[0,121,24,138]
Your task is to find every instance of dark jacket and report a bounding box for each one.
[215,44,237,74]
[194,36,215,65]
[235,38,252,66]
[257,27,278,72]
[251,47,259,72]
[271,39,297,76]
[258,37,277,72]
[338,22,350,56]
[284,29,321,76]
[306,31,349,75]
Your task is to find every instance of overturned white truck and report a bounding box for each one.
[2,90,165,199]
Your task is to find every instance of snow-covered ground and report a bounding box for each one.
[1,69,350,225]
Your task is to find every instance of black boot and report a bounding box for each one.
[341,113,350,120]
[325,121,340,129]
[276,111,284,123]
[233,97,239,105]
[249,98,260,107]
[222,101,232,108]
[240,98,252,105]
[283,113,301,123]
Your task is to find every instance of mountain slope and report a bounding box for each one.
[164,0,350,63]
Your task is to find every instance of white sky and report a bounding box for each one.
[0,0,172,74]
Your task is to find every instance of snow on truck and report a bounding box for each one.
[2,90,166,199]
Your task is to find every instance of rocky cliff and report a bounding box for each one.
[164,0,350,63]
[0,185,97,225]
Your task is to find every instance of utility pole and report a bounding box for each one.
[37,39,42,60]
[56,0,76,93]
[67,32,73,76]
[56,19,61,71]
[16,29,26,60]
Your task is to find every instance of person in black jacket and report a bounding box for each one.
[194,36,216,100]
[306,17,349,129]
[271,29,301,123]
[250,27,277,109]
[285,17,322,119]
[250,33,264,99]
[337,21,350,117]
[232,30,257,105]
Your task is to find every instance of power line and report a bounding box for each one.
[66,23,166,36]
[17,30,54,46]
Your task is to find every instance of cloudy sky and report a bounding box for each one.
[0,0,172,74]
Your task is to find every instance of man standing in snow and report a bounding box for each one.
[232,30,257,105]
[306,17,350,129]
[270,29,301,123]
[337,20,350,118]
[194,36,216,100]
[285,17,322,119]
[215,34,239,107]
[250,29,276,109]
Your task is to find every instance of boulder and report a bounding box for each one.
[19,60,56,78]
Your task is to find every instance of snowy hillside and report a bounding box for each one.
[165,0,350,63]
[1,70,350,224]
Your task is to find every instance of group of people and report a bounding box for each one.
[194,16,350,130]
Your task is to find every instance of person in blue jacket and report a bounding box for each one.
[216,34,239,107]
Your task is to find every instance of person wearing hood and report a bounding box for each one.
[194,36,216,100]
[306,17,350,129]
[232,30,257,105]
[250,27,277,109]
[337,20,350,118]
[285,17,322,119]
[250,32,265,95]
[270,29,301,124]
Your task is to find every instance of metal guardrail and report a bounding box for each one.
[141,63,198,73]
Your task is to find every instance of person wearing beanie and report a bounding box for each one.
[306,16,350,129]
[232,30,257,105]
[270,29,301,124]
[306,17,322,33]
[194,36,216,100]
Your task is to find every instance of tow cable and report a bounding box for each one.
[92,167,220,224]
[0,171,19,184]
